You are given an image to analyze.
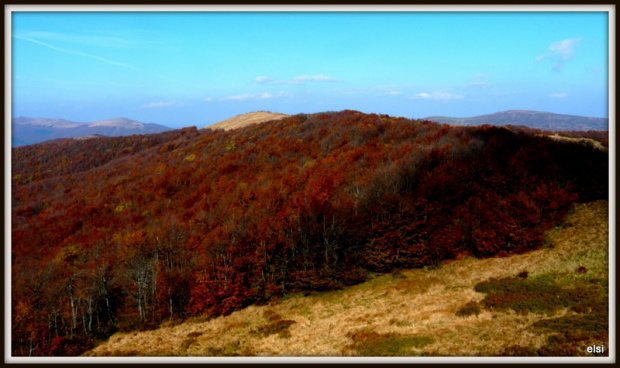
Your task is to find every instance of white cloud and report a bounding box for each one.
[471,73,489,79]
[293,75,343,83]
[536,38,583,71]
[548,38,582,59]
[204,97,213,102]
[222,94,255,101]
[549,93,568,98]
[140,101,176,108]
[140,101,191,108]
[254,75,343,85]
[255,76,273,84]
[221,91,290,101]
[410,91,464,100]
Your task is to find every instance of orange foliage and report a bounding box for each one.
[11,111,607,355]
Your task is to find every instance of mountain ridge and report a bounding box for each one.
[424,110,608,131]
[11,117,173,146]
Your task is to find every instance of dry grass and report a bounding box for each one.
[84,200,609,357]
[542,133,607,152]
[205,111,290,131]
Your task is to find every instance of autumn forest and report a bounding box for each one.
[11,110,608,356]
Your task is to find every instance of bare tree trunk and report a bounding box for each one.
[67,280,76,339]
[28,337,37,357]
[169,294,173,320]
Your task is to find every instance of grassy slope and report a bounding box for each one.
[85,200,609,357]
[205,111,290,131]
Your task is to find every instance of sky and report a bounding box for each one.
[10,8,611,129]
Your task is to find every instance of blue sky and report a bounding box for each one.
[10,9,610,128]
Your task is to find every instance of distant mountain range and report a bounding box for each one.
[11,117,173,146]
[424,110,608,131]
[12,110,606,147]
[205,110,607,133]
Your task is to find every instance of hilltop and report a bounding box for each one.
[205,111,290,131]
[425,110,608,131]
[11,116,172,146]
[88,118,147,129]
[11,110,608,357]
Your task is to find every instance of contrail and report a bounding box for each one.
[14,35,212,93]
[14,35,139,70]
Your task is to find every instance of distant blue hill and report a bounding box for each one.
[11,117,173,146]
[424,110,608,131]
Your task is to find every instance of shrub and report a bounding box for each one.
[262,309,283,322]
[348,330,434,356]
[476,275,609,356]
[501,344,539,356]
[474,275,606,316]
[576,266,588,274]
[187,331,203,339]
[205,341,242,356]
[253,319,296,338]
[456,301,481,318]
[180,337,197,351]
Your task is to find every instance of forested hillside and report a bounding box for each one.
[11,110,608,356]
